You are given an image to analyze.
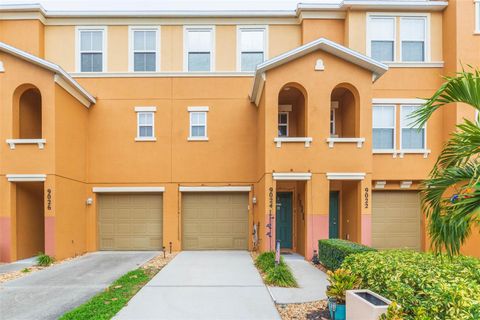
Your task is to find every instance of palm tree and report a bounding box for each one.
[412,68,480,256]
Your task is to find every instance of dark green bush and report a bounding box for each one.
[342,250,480,320]
[36,252,55,266]
[318,239,376,270]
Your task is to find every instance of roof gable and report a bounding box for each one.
[249,37,388,105]
[0,41,96,107]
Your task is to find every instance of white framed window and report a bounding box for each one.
[188,106,209,141]
[476,1,480,33]
[400,17,426,62]
[368,17,395,62]
[76,27,106,72]
[129,27,160,72]
[278,112,288,137]
[135,107,156,141]
[184,27,215,72]
[400,105,426,150]
[372,105,396,150]
[237,27,267,71]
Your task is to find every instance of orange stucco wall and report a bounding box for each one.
[1,1,479,261]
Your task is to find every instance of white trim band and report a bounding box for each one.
[274,137,312,148]
[6,139,46,150]
[326,137,365,148]
[372,98,426,105]
[273,172,312,181]
[92,187,165,193]
[179,186,251,192]
[7,174,47,182]
[326,173,366,180]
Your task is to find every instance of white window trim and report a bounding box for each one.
[330,108,336,137]
[326,137,366,148]
[236,25,268,72]
[6,174,47,182]
[278,111,289,137]
[476,1,480,34]
[128,26,161,72]
[6,139,46,150]
[183,25,215,72]
[188,107,209,141]
[372,104,396,153]
[135,107,156,142]
[399,16,428,63]
[274,137,312,148]
[399,104,428,153]
[75,26,107,73]
[366,15,396,62]
[366,13,431,63]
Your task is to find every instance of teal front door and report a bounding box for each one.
[276,192,293,248]
[329,191,339,238]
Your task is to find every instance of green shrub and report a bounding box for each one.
[36,252,55,266]
[326,268,361,303]
[342,250,480,320]
[318,239,376,270]
[255,252,297,287]
[265,263,297,287]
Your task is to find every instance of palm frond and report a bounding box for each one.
[411,68,480,128]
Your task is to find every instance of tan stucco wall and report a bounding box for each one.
[108,26,128,72]
[161,26,183,71]
[45,26,75,72]
[216,25,236,71]
[0,20,44,57]
[269,25,302,58]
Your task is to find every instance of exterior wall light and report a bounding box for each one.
[86,197,93,205]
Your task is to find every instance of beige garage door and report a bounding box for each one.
[182,192,249,250]
[98,194,163,250]
[372,191,421,251]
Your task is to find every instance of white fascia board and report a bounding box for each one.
[0,41,95,107]
[343,1,448,11]
[179,186,252,192]
[6,174,47,182]
[272,172,312,181]
[92,187,165,193]
[326,172,366,180]
[250,38,388,104]
[372,98,426,105]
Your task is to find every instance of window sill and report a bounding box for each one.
[188,137,209,141]
[373,149,431,158]
[385,62,444,68]
[135,137,157,142]
[326,137,365,148]
[6,139,46,150]
[274,137,312,148]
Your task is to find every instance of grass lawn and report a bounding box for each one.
[60,253,175,320]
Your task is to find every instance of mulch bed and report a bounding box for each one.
[277,300,331,320]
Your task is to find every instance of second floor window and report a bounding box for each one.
[79,29,104,72]
[131,28,158,72]
[369,17,395,62]
[401,105,425,150]
[185,27,214,72]
[238,28,266,71]
[373,105,395,150]
[278,112,288,137]
[188,107,209,140]
[137,111,155,140]
[400,18,426,62]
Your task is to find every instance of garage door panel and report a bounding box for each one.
[372,191,421,251]
[182,192,248,250]
[98,194,163,250]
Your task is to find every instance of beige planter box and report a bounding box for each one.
[346,290,392,320]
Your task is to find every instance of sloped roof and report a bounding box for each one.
[249,37,388,104]
[0,42,96,107]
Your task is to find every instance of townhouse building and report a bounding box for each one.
[0,0,478,263]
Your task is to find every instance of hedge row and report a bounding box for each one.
[342,250,480,320]
[318,239,376,270]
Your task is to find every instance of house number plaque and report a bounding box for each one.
[364,187,369,209]
[47,189,52,211]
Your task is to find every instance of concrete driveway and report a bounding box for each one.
[0,251,157,320]
[115,251,280,320]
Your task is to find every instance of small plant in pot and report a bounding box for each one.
[326,268,361,320]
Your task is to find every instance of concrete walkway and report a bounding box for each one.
[115,251,280,320]
[0,251,157,320]
[0,257,37,274]
[268,254,329,304]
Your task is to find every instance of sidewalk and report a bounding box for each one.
[0,256,36,274]
[268,254,329,304]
